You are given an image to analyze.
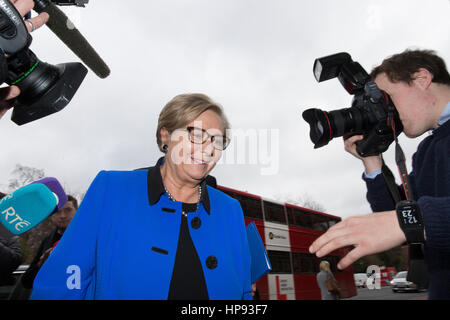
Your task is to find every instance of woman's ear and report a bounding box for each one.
[160,127,170,150]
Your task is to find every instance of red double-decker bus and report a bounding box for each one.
[217,185,357,300]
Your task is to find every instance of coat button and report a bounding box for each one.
[191,217,201,229]
[206,256,218,270]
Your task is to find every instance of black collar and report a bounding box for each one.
[145,157,211,214]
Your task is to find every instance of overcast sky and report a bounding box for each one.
[1,0,449,220]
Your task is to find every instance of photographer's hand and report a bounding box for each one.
[343,134,383,174]
[0,86,20,119]
[37,247,54,268]
[309,210,406,270]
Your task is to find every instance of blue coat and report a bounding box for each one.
[31,169,253,299]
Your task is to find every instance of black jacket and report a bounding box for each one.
[0,225,22,285]
[21,229,61,289]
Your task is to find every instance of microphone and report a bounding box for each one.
[31,177,68,211]
[0,184,57,235]
[33,0,111,79]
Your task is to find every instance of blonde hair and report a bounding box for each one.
[156,93,231,153]
[319,260,332,273]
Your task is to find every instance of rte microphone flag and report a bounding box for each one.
[31,177,68,211]
[0,184,57,235]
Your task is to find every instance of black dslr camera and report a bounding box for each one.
[302,52,403,157]
[0,0,88,125]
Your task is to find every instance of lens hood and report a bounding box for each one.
[11,62,87,125]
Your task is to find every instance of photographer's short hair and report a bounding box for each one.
[67,195,78,210]
[156,93,230,153]
[371,49,450,86]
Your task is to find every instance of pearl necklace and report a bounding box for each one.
[163,185,202,217]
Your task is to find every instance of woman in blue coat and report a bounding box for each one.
[31,93,253,300]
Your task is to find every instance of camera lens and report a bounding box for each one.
[6,48,88,125]
[302,107,367,148]
[302,108,331,148]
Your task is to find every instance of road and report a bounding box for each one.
[344,286,428,300]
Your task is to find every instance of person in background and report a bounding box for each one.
[316,260,339,300]
[251,283,260,300]
[21,195,78,290]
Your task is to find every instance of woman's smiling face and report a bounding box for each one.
[166,109,225,183]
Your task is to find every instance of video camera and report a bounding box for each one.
[0,0,89,125]
[302,52,403,157]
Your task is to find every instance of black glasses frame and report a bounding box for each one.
[185,126,230,150]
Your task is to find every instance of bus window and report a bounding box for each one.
[234,194,263,220]
[220,189,235,198]
[292,253,319,274]
[312,214,329,232]
[292,208,313,229]
[287,207,295,226]
[263,201,287,224]
[267,250,292,274]
[328,217,340,228]
[292,253,301,273]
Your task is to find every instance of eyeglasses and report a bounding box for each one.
[185,126,230,150]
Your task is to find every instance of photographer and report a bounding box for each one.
[0,0,48,120]
[310,49,450,299]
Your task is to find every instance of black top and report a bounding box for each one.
[138,157,212,300]
[168,202,209,300]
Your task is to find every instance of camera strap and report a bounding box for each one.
[387,112,414,201]
[381,156,401,203]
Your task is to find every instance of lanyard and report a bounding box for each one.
[381,107,414,202]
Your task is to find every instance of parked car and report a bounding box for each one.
[354,273,368,288]
[390,271,418,292]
